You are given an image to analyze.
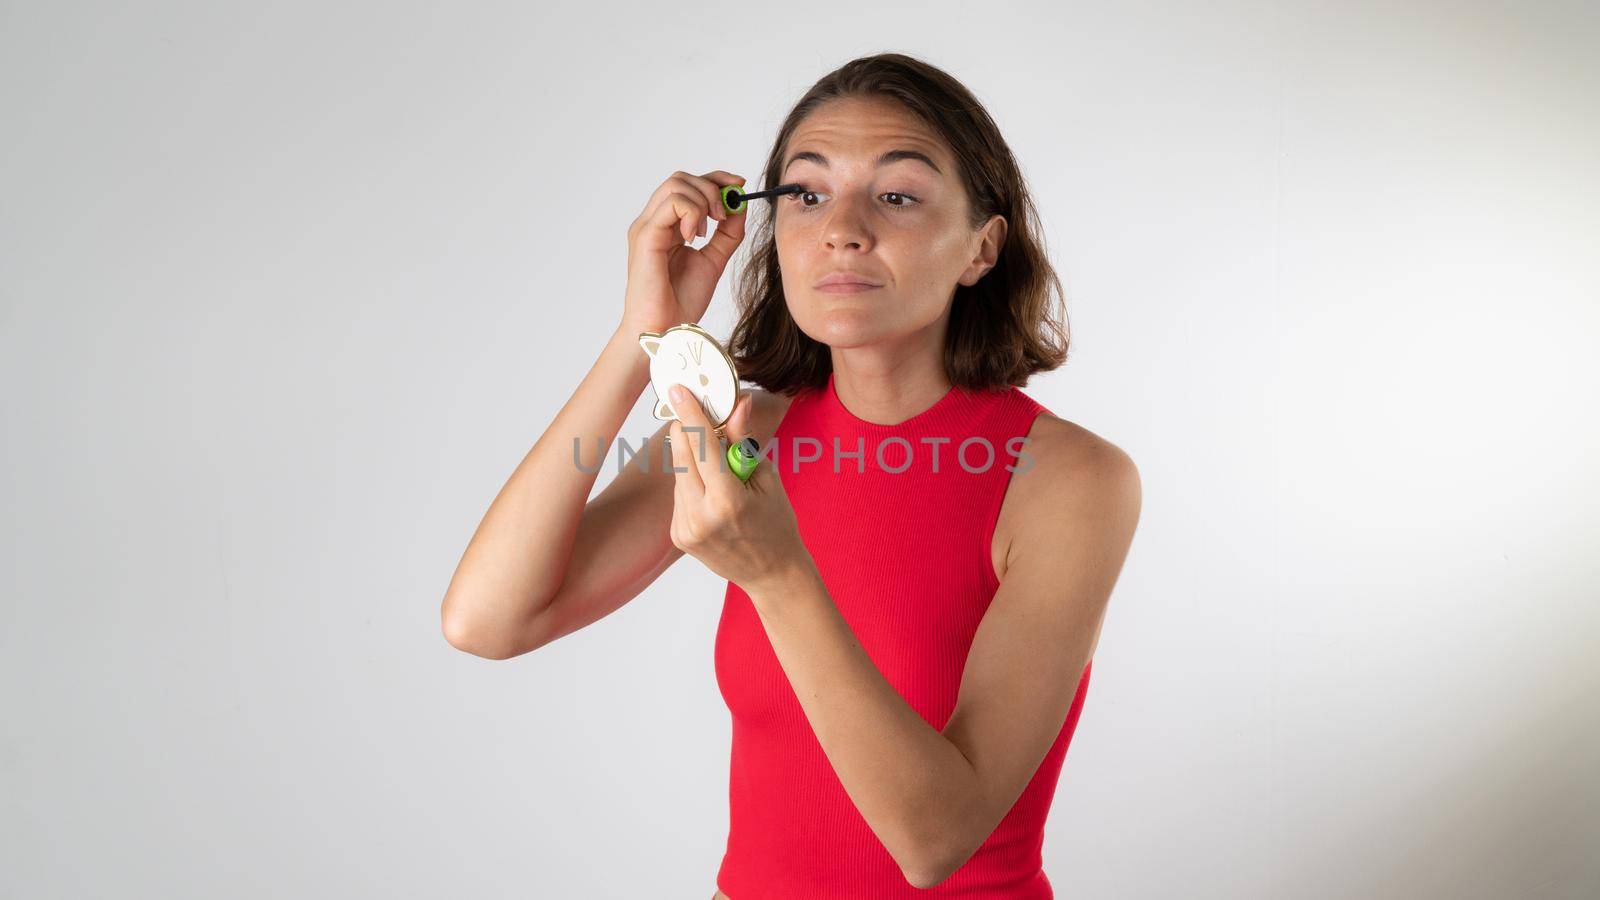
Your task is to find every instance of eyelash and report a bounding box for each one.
[784,188,921,212]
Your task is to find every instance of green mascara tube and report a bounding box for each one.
[719,182,805,216]
[726,436,762,483]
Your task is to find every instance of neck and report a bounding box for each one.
[827,353,951,428]
[825,302,961,425]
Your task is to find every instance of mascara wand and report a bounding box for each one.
[720,182,805,215]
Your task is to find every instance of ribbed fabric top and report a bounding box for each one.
[713,371,1093,899]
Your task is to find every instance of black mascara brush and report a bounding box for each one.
[719,182,804,215]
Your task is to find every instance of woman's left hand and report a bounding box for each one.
[666,383,811,591]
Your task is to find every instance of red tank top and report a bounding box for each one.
[713,370,1094,898]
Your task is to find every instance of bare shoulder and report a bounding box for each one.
[992,412,1142,581]
[1020,413,1139,483]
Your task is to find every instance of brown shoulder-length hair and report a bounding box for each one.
[728,52,1070,397]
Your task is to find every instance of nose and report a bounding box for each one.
[821,191,872,252]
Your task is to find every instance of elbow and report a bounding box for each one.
[440,599,527,660]
[441,613,506,659]
[902,855,957,891]
[898,805,980,889]
[888,830,959,890]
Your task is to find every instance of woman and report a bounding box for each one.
[441,53,1141,899]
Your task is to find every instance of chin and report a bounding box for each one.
[797,308,903,348]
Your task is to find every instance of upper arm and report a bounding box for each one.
[933,426,1142,875]
[525,387,789,653]
[518,414,685,653]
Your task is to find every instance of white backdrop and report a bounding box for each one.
[3,2,1596,897]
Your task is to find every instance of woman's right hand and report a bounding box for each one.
[622,170,749,335]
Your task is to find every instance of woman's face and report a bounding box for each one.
[773,96,1005,352]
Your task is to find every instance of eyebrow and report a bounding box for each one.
[782,148,943,176]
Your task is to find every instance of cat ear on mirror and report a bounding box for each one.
[639,335,661,356]
[655,399,675,420]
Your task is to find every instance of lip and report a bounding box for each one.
[814,271,885,292]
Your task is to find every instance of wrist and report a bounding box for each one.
[743,551,821,608]
[618,315,685,339]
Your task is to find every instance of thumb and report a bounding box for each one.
[722,393,781,491]
[722,390,753,444]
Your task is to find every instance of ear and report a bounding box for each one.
[960,214,1008,286]
[655,399,675,419]
[639,335,661,356]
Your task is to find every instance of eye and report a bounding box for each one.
[784,188,921,212]
[783,188,828,209]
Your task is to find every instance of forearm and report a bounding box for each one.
[442,325,651,652]
[743,560,983,884]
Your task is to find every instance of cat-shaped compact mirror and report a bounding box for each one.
[638,323,741,438]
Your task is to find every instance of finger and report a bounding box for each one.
[664,173,716,241]
[720,392,768,484]
[746,444,782,494]
[740,416,782,495]
[679,170,746,222]
[677,171,750,246]
[630,175,695,239]
[723,389,764,464]
[720,390,752,446]
[667,418,705,498]
[698,184,747,270]
[670,171,727,225]
[668,383,726,487]
[631,172,747,251]
[646,191,708,244]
